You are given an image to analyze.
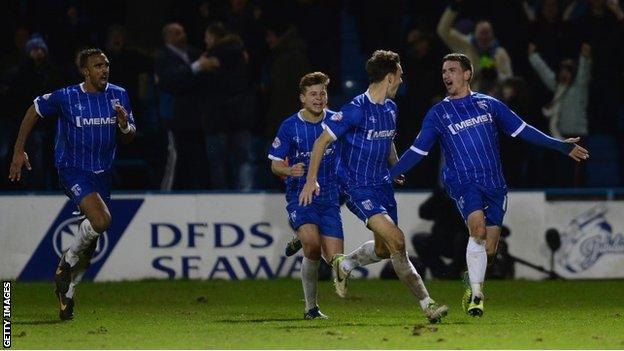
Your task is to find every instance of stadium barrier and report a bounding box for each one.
[1,192,623,281]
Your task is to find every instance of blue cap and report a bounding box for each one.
[25,35,48,54]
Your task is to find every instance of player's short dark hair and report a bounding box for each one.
[78,48,104,69]
[365,50,401,83]
[299,72,330,94]
[442,53,473,81]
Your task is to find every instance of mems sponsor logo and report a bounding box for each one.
[75,116,117,127]
[447,114,492,135]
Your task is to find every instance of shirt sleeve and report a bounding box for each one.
[411,108,441,155]
[492,98,527,137]
[389,108,440,178]
[321,102,363,140]
[268,123,291,161]
[33,89,64,118]
[121,90,136,127]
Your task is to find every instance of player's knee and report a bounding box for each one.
[470,226,486,242]
[386,230,406,254]
[90,211,111,233]
[301,240,322,260]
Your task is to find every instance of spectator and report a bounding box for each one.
[154,22,216,189]
[528,43,590,140]
[262,22,310,140]
[529,43,592,186]
[570,0,624,134]
[3,35,63,189]
[437,1,514,94]
[201,22,256,190]
[104,25,151,117]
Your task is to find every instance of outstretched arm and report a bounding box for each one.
[390,144,429,180]
[493,99,589,161]
[9,105,39,181]
[390,112,439,179]
[299,130,334,205]
[516,124,589,161]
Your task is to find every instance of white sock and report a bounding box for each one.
[342,240,381,272]
[65,271,85,299]
[66,219,100,267]
[390,251,430,310]
[301,257,319,311]
[466,237,487,299]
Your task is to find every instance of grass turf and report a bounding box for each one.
[9,279,624,349]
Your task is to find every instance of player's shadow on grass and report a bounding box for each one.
[14,319,64,325]
[217,318,303,323]
[275,322,407,329]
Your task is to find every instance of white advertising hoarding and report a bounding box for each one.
[1,193,622,281]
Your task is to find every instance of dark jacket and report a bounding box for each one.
[200,34,255,133]
[264,28,310,138]
[154,45,204,131]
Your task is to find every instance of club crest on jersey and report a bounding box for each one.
[477,100,490,111]
[110,99,121,109]
[71,184,82,197]
[442,113,453,120]
[368,116,377,123]
[447,114,492,135]
[74,103,85,111]
[272,137,281,148]
[361,200,373,211]
[330,112,343,121]
[293,136,302,144]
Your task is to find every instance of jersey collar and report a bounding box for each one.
[80,82,109,94]
[364,89,386,105]
[297,109,326,124]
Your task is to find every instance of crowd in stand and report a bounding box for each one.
[1,0,623,192]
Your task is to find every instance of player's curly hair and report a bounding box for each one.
[365,50,401,83]
[443,53,474,82]
[78,48,104,69]
[299,72,330,94]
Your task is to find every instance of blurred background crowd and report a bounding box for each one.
[1,0,623,192]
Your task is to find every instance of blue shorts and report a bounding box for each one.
[446,182,507,226]
[58,167,112,208]
[286,201,344,239]
[343,183,398,225]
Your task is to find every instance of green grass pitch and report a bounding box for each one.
[9,279,624,349]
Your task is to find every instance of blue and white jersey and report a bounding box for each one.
[411,92,526,188]
[33,83,135,172]
[268,110,339,204]
[322,91,397,188]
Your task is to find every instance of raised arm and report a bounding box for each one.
[9,105,39,181]
[437,6,473,54]
[574,43,592,86]
[528,44,557,92]
[299,130,334,205]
